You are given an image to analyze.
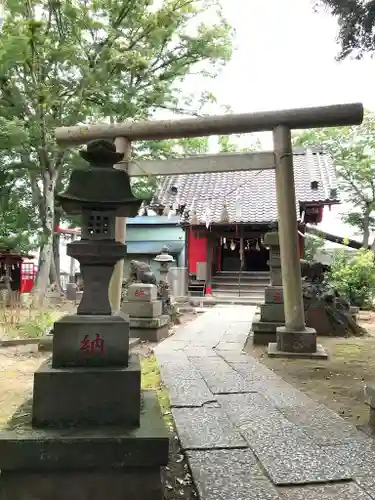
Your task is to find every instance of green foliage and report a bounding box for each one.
[293,111,375,247]
[0,0,233,294]
[303,235,327,262]
[327,249,375,309]
[20,311,54,339]
[316,0,375,59]
[0,165,39,253]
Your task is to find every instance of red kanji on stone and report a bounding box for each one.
[79,334,104,355]
[90,334,104,355]
[80,334,90,352]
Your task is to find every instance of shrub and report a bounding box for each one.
[326,249,375,309]
[303,235,327,262]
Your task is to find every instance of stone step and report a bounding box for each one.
[189,296,263,306]
[213,275,270,283]
[212,282,268,291]
[215,271,270,276]
[212,289,265,298]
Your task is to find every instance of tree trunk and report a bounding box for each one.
[32,171,56,306]
[49,211,63,293]
[49,234,63,294]
[362,208,371,248]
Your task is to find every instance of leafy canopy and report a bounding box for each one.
[0,0,232,259]
[316,0,375,59]
[293,111,375,245]
[327,249,375,309]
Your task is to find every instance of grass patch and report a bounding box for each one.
[0,308,61,340]
[141,354,173,430]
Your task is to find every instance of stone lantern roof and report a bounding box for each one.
[56,139,142,216]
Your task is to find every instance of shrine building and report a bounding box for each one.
[150,147,338,300]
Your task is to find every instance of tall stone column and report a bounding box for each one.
[268,126,327,359]
[0,140,169,500]
[109,136,131,313]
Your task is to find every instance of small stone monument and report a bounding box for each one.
[122,283,169,341]
[154,245,175,314]
[0,140,169,500]
[250,232,286,345]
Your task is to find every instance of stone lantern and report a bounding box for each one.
[154,245,175,283]
[0,139,169,500]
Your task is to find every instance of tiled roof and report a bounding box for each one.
[152,148,338,224]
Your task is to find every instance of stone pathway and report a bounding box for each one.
[154,305,375,500]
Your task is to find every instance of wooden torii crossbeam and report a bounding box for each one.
[55,103,363,355]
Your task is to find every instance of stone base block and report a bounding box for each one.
[132,325,169,342]
[250,312,282,346]
[0,469,162,500]
[264,286,284,303]
[251,330,276,346]
[0,392,169,472]
[267,342,328,359]
[121,300,162,318]
[32,355,141,427]
[53,315,129,368]
[276,326,317,353]
[260,303,285,322]
[364,383,375,408]
[130,315,169,330]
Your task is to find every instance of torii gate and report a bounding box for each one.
[55,102,363,355]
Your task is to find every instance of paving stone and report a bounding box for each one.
[242,427,352,485]
[215,342,244,351]
[218,395,351,484]
[187,449,280,500]
[249,379,313,409]
[218,393,296,429]
[280,404,361,445]
[189,357,255,394]
[182,346,219,357]
[171,406,247,450]
[323,438,375,476]
[214,351,250,363]
[356,476,375,498]
[156,352,201,380]
[278,482,372,500]
[167,377,216,407]
[228,360,280,382]
[220,332,249,344]
[155,340,189,352]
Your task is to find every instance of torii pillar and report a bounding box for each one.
[55,102,363,358]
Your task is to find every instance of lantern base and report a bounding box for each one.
[32,355,141,428]
[0,392,169,500]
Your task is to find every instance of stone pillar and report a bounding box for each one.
[250,232,285,345]
[0,140,169,500]
[121,283,169,341]
[109,136,131,313]
[268,126,327,359]
[364,384,375,432]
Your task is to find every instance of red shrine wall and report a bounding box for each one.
[188,227,306,275]
[187,230,207,274]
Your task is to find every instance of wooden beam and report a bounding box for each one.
[127,152,275,177]
[55,103,363,145]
